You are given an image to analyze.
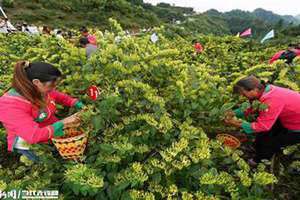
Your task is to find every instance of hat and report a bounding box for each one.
[25,62,62,82]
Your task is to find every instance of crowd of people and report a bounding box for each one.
[0,17,99,58]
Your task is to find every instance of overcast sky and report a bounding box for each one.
[144,0,300,16]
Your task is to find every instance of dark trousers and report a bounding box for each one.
[254,121,300,162]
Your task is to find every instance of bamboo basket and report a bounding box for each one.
[216,133,241,149]
[52,128,88,161]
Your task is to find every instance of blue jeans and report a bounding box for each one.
[16,149,40,162]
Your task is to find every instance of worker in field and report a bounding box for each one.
[193,39,204,54]
[42,26,51,35]
[80,26,97,46]
[224,75,300,165]
[21,22,30,34]
[55,30,64,40]
[0,17,17,33]
[269,43,300,65]
[0,17,8,33]
[79,37,98,59]
[0,61,84,162]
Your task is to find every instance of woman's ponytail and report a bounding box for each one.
[12,61,45,108]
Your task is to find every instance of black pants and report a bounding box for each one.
[254,120,300,162]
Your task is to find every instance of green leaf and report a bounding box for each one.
[99,144,115,154]
[92,115,104,131]
[220,102,235,113]
[116,182,130,192]
[151,172,162,183]
[120,191,131,200]
[209,108,219,118]
[71,183,81,195]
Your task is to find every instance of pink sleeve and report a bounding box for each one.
[294,49,300,56]
[251,99,284,132]
[0,105,54,144]
[269,51,284,64]
[269,58,276,64]
[49,90,78,107]
[269,55,279,64]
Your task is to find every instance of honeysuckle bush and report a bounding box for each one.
[0,19,299,199]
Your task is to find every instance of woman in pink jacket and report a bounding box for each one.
[269,43,300,64]
[80,26,97,46]
[0,61,83,162]
[225,76,300,164]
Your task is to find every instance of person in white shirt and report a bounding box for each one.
[27,25,39,35]
[0,17,16,33]
[0,18,8,33]
[56,30,64,39]
[21,23,30,34]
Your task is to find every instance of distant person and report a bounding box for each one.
[21,23,31,34]
[0,17,16,33]
[193,39,204,54]
[269,44,300,65]
[42,26,51,35]
[66,30,73,39]
[79,37,97,59]
[22,23,39,35]
[80,27,97,46]
[4,18,16,32]
[55,30,64,40]
[27,25,39,35]
[15,22,23,32]
[0,18,8,33]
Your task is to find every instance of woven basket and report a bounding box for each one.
[216,133,241,149]
[52,128,88,161]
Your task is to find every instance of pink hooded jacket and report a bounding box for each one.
[269,49,300,64]
[0,88,78,151]
[240,85,300,134]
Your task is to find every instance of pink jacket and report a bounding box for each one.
[194,42,203,53]
[0,89,78,151]
[269,49,300,64]
[87,34,97,46]
[251,85,300,132]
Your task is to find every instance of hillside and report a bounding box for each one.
[0,0,299,38]
[253,8,299,25]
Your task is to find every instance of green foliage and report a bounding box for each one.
[1,20,300,199]
[64,164,104,196]
[2,0,14,8]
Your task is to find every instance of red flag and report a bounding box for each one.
[240,28,252,37]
